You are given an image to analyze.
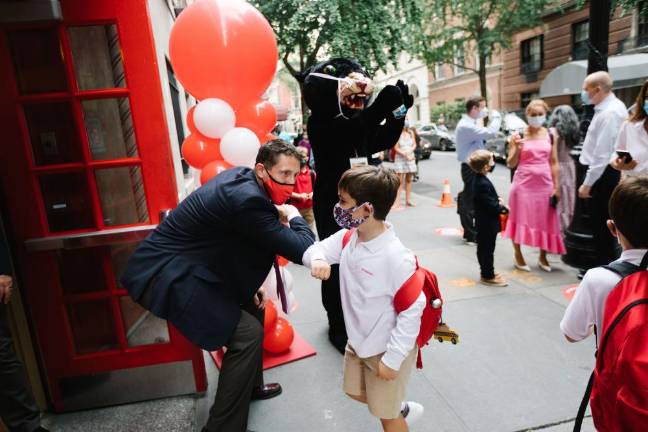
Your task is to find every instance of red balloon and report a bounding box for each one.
[181,134,221,169]
[263,318,294,354]
[236,100,277,136]
[200,160,232,184]
[264,301,278,332]
[169,0,278,105]
[257,132,279,145]
[187,105,197,133]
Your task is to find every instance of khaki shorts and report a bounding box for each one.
[343,344,417,419]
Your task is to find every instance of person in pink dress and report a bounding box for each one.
[505,99,566,272]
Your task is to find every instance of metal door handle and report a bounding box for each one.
[25,225,157,252]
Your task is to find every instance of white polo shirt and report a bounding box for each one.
[303,223,425,370]
[560,249,648,345]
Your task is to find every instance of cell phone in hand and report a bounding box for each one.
[616,150,633,163]
[549,195,559,209]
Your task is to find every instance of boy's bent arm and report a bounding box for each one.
[383,292,426,370]
[302,229,347,267]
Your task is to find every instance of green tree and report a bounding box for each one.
[418,0,552,105]
[250,0,424,122]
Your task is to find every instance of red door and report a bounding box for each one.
[0,1,205,412]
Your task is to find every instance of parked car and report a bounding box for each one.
[417,124,456,152]
[485,113,527,161]
[417,136,433,159]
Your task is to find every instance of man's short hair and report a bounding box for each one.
[468,149,493,173]
[465,96,485,113]
[609,177,648,248]
[256,139,302,167]
[338,165,400,221]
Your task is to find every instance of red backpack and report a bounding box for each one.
[342,229,443,369]
[574,251,648,432]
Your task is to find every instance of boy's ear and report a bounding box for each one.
[606,220,618,238]
[364,203,374,216]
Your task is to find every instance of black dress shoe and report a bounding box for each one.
[251,383,282,400]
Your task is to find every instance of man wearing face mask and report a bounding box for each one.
[120,140,315,432]
[578,72,627,267]
[455,96,502,245]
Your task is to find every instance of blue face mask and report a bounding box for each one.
[580,90,591,105]
[644,100,648,115]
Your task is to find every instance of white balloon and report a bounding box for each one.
[193,98,236,139]
[220,127,261,167]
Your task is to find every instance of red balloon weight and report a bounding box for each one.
[236,100,277,136]
[200,160,232,184]
[169,0,278,105]
[187,105,197,133]
[264,301,278,332]
[263,318,294,354]
[181,134,221,169]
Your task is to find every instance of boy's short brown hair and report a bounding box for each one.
[465,96,485,113]
[468,149,493,173]
[609,176,648,248]
[338,165,400,220]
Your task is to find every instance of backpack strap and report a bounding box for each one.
[602,260,641,279]
[393,259,424,314]
[573,371,594,432]
[341,229,355,249]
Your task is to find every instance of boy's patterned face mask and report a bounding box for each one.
[333,202,370,229]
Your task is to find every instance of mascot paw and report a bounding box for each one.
[396,80,414,109]
[374,85,405,113]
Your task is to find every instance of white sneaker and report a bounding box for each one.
[401,401,424,426]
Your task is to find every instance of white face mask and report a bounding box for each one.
[527,115,546,128]
[478,107,489,119]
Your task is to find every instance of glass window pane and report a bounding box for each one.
[81,98,138,160]
[58,248,108,294]
[110,243,139,289]
[119,297,169,347]
[68,25,127,91]
[95,166,149,227]
[23,102,83,166]
[39,172,95,232]
[7,28,68,94]
[67,300,118,354]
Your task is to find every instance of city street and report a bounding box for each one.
[42,152,596,432]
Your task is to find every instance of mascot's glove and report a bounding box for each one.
[395,80,414,109]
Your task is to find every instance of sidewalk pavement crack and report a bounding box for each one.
[511,415,592,431]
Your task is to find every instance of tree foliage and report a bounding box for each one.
[250,0,425,120]
[418,0,552,104]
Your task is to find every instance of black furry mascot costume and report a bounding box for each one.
[299,58,413,353]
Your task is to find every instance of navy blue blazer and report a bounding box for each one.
[473,173,506,233]
[120,167,315,350]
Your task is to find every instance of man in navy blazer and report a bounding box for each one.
[121,141,315,432]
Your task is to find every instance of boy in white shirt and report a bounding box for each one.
[561,176,648,344]
[303,165,425,432]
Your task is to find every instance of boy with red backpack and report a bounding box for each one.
[303,165,436,431]
[560,176,648,431]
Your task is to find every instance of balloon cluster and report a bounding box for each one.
[263,301,295,354]
[169,0,280,184]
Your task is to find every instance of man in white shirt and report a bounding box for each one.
[303,165,425,431]
[578,71,627,267]
[455,96,502,244]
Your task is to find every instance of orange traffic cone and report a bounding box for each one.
[438,179,456,208]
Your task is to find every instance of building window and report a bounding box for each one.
[520,92,539,109]
[520,35,543,74]
[639,3,648,47]
[454,48,465,75]
[572,20,589,60]
[166,60,188,174]
[435,63,445,80]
